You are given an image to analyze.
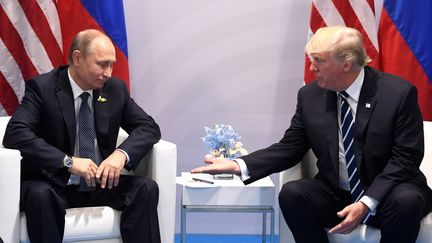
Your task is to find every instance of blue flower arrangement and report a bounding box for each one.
[202,124,248,159]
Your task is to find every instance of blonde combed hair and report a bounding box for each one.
[305,26,371,71]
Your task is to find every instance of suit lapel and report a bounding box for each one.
[325,90,340,180]
[56,70,76,153]
[355,67,377,167]
[93,89,109,141]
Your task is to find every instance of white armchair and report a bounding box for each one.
[279,121,432,243]
[0,116,177,243]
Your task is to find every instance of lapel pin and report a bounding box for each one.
[97,95,107,103]
[365,103,371,108]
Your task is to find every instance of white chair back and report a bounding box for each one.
[421,121,432,185]
[0,116,11,147]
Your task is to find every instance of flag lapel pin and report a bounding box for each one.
[365,103,371,108]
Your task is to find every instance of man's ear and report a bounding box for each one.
[343,59,353,72]
[72,50,81,66]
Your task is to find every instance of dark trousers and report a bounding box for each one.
[279,179,432,243]
[21,175,161,243]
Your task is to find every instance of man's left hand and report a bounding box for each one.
[96,150,126,189]
[328,201,370,234]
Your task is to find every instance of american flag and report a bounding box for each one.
[0,0,129,116]
[0,0,63,116]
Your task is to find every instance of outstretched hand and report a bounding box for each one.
[191,158,241,175]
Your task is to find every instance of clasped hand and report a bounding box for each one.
[68,150,126,189]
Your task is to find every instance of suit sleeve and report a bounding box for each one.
[242,89,310,184]
[366,85,424,201]
[116,83,161,170]
[2,79,65,173]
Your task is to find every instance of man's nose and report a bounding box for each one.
[103,66,113,79]
[309,62,317,72]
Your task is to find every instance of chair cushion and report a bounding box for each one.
[20,206,121,243]
[417,212,432,243]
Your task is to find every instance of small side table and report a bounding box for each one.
[177,174,275,243]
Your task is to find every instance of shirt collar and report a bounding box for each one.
[340,68,364,102]
[67,68,93,100]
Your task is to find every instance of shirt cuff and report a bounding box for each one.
[233,158,250,181]
[116,148,131,166]
[359,195,379,215]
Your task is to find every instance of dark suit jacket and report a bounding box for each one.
[3,66,161,188]
[242,66,428,203]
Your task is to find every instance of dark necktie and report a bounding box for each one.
[78,92,97,191]
[339,91,364,202]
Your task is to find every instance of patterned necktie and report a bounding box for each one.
[339,91,364,202]
[78,92,97,191]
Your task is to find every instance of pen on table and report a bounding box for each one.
[192,177,214,184]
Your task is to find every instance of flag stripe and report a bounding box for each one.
[1,0,53,74]
[0,39,25,100]
[348,0,378,50]
[331,0,380,68]
[0,4,39,80]
[305,0,379,84]
[383,0,432,83]
[310,4,328,32]
[314,0,345,26]
[379,8,432,120]
[0,71,19,115]
[80,0,128,57]
[36,0,63,50]
[366,0,375,11]
[57,0,130,88]
[18,0,63,68]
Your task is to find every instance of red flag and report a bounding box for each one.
[305,0,380,84]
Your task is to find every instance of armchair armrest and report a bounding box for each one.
[279,150,317,243]
[0,148,21,243]
[135,140,177,243]
[117,129,177,243]
[279,150,317,184]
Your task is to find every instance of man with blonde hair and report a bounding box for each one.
[192,26,432,242]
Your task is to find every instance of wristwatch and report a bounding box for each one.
[63,155,73,169]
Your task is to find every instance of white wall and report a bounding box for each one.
[124,0,312,235]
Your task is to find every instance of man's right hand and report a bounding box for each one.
[191,158,241,175]
[68,157,98,187]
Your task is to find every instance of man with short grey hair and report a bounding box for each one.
[3,29,162,243]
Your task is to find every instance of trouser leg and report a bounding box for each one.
[279,179,351,243]
[90,175,161,243]
[21,181,67,243]
[370,182,432,243]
